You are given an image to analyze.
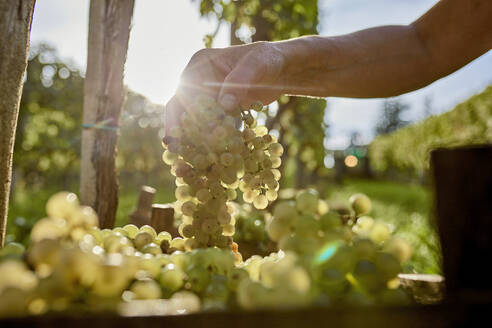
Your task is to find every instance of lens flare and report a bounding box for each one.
[314,241,342,265]
[344,155,358,168]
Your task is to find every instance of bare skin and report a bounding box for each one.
[165,0,492,133]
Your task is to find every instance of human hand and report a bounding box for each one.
[164,41,286,135]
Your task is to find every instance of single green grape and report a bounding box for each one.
[159,263,185,292]
[123,224,140,239]
[130,279,162,299]
[186,265,211,293]
[141,243,162,255]
[349,193,372,215]
[296,189,319,214]
[134,232,154,249]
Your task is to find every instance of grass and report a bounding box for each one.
[322,178,441,274]
[6,178,441,274]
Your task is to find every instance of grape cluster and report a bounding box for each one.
[161,98,282,250]
[267,190,413,305]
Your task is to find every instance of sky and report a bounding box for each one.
[30,0,492,149]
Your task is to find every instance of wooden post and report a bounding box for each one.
[129,186,156,227]
[431,145,492,300]
[0,0,36,247]
[81,0,134,228]
[150,204,177,237]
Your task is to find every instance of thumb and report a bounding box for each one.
[164,95,184,137]
[218,53,263,111]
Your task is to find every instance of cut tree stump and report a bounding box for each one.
[398,274,444,304]
[150,204,177,237]
[129,186,156,227]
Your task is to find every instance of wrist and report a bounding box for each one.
[273,35,335,96]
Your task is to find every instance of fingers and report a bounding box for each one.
[218,52,265,111]
[179,48,228,100]
[164,95,185,137]
[165,49,227,136]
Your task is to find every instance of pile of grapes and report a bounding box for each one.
[0,100,414,318]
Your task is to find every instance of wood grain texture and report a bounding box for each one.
[150,204,177,236]
[2,302,492,328]
[431,145,492,297]
[81,0,134,228]
[0,0,36,246]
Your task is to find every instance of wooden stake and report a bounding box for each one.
[0,0,36,247]
[81,0,134,228]
[129,186,156,227]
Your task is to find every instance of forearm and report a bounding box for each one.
[277,26,437,98]
[277,0,491,99]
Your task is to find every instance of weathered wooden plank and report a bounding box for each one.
[1,302,491,328]
[398,274,444,304]
[430,145,492,297]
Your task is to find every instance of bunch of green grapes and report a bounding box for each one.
[161,98,282,250]
[265,190,413,305]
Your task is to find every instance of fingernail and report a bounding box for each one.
[219,94,237,111]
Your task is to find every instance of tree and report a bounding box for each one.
[375,98,411,136]
[0,0,36,247]
[422,95,435,118]
[81,0,135,229]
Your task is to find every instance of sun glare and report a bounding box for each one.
[344,155,358,168]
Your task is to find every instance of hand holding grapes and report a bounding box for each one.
[165,41,286,135]
[165,0,491,135]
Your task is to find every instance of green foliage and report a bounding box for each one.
[374,98,410,136]
[15,44,84,186]
[271,97,328,186]
[15,43,173,187]
[193,0,328,187]
[196,0,319,42]
[370,86,492,173]
[118,90,168,178]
